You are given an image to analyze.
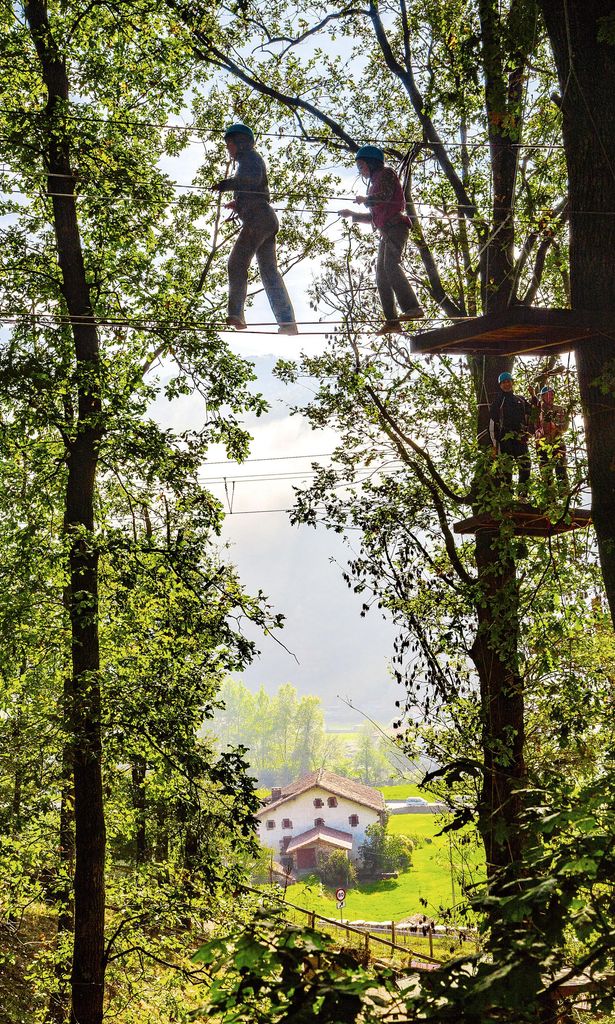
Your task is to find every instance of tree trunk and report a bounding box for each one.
[468,0,532,897]
[471,539,526,876]
[539,0,615,627]
[131,758,148,864]
[48,672,75,1024]
[25,4,106,1022]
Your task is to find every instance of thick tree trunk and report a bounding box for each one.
[540,0,615,626]
[470,540,526,875]
[468,0,532,894]
[25,4,106,1023]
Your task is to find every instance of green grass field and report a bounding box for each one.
[377,783,437,801]
[289,793,483,923]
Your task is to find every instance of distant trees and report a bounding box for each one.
[213,680,412,785]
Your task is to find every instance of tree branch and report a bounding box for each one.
[364,380,471,506]
[406,192,463,317]
[368,0,480,229]
[250,7,368,58]
[521,202,569,305]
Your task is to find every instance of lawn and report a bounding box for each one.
[289,811,483,922]
[377,783,438,801]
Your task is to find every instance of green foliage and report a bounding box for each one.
[191,908,398,1023]
[359,821,414,877]
[316,849,357,889]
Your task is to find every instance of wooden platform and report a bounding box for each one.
[454,505,592,538]
[410,307,613,358]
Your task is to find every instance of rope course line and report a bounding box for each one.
[0,311,488,331]
[3,313,613,345]
[0,184,586,225]
[0,169,564,209]
[0,106,569,149]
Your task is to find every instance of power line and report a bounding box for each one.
[205,451,336,465]
[225,507,289,514]
[199,463,405,485]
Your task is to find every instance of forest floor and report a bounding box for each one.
[0,913,54,1023]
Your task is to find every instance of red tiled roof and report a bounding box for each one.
[256,769,386,815]
[286,825,353,853]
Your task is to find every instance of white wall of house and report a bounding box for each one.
[257,785,382,862]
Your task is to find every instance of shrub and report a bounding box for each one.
[316,849,357,888]
[359,823,414,877]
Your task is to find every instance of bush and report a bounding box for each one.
[359,823,414,877]
[316,849,357,888]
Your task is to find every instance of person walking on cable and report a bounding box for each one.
[212,123,298,335]
[534,384,569,492]
[489,371,533,494]
[340,146,423,335]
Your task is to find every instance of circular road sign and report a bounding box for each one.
[335,887,346,902]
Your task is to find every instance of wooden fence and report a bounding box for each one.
[258,888,443,967]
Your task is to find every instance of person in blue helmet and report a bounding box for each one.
[212,123,298,335]
[489,371,533,492]
[340,145,424,335]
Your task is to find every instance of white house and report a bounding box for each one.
[256,769,386,874]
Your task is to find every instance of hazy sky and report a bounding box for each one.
[152,222,402,729]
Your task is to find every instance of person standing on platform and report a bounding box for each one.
[489,371,533,494]
[340,146,424,335]
[212,123,298,335]
[534,384,569,491]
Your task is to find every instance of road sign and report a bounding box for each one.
[335,887,346,902]
[336,899,345,910]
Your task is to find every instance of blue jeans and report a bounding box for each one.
[227,204,296,326]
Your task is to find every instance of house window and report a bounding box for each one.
[314,817,325,827]
[266,820,275,830]
[349,814,359,827]
[327,796,337,808]
[282,818,293,829]
[313,797,324,808]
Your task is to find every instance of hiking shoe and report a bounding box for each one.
[226,315,247,330]
[376,320,402,335]
[278,322,299,335]
[399,307,425,322]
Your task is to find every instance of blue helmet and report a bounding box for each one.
[498,371,513,383]
[540,385,554,395]
[356,144,384,164]
[224,123,255,143]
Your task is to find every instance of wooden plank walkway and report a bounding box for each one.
[410,307,614,358]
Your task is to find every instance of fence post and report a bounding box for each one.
[309,911,315,929]
[391,920,396,947]
[364,932,370,960]
[429,925,434,959]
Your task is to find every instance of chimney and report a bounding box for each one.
[271,787,282,801]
